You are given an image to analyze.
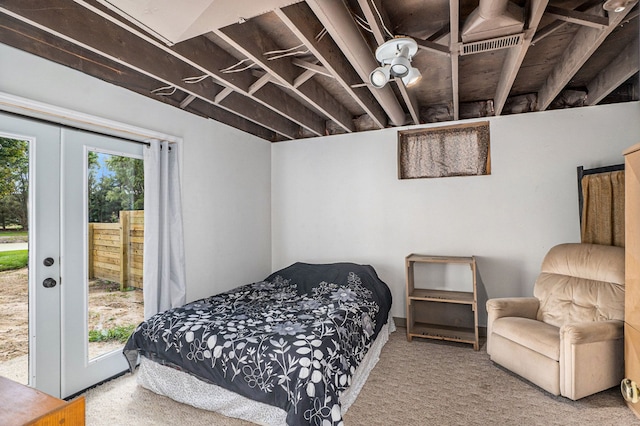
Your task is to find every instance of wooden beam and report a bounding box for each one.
[179,94,196,109]
[248,73,272,95]
[293,69,316,88]
[494,0,550,115]
[214,87,233,104]
[0,1,302,140]
[185,98,279,141]
[586,36,639,105]
[217,91,302,139]
[357,0,420,125]
[169,34,326,137]
[0,11,277,140]
[415,39,451,56]
[544,5,609,29]
[292,58,334,78]
[357,0,387,45]
[532,0,607,45]
[78,0,324,137]
[532,21,566,45]
[306,0,406,126]
[537,3,638,110]
[277,3,388,128]
[216,19,356,133]
[449,0,460,120]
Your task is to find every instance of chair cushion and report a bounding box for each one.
[533,243,625,328]
[492,317,560,360]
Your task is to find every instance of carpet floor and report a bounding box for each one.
[82,328,639,425]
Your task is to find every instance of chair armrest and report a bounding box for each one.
[486,297,539,321]
[559,320,625,400]
[560,320,624,345]
[486,297,539,355]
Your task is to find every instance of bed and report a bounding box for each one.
[123,262,393,425]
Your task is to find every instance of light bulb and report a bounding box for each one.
[390,45,411,78]
[369,66,391,88]
[402,67,422,87]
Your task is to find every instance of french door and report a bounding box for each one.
[0,112,60,396]
[0,112,144,398]
[60,128,144,397]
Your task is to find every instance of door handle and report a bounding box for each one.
[621,378,639,403]
[42,278,57,288]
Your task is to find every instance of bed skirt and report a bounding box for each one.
[137,319,395,425]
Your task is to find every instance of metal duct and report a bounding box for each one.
[461,0,524,43]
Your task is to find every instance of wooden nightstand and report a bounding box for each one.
[0,376,85,426]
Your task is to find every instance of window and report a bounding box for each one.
[398,122,491,179]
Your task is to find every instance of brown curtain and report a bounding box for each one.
[399,124,490,179]
[581,170,625,247]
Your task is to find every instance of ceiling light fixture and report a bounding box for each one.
[602,0,632,12]
[369,37,421,89]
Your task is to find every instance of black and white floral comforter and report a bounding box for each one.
[123,262,392,426]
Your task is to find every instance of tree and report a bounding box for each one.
[0,195,22,230]
[0,138,29,230]
[105,156,144,211]
[88,152,143,223]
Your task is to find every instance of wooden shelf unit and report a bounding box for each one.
[405,254,479,350]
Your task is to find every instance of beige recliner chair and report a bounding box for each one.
[486,243,625,400]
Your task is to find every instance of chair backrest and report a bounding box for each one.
[533,243,625,328]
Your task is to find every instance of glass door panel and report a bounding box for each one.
[87,151,144,360]
[0,136,30,385]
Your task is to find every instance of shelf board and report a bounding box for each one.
[409,288,475,304]
[408,322,478,346]
[406,254,475,264]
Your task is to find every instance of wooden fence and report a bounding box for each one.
[88,210,143,290]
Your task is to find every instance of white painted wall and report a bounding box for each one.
[3,43,639,327]
[0,43,272,302]
[272,102,640,324]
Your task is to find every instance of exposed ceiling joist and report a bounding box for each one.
[544,5,609,29]
[415,39,451,56]
[0,2,302,140]
[449,0,460,121]
[0,0,636,141]
[276,3,388,129]
[170,34,325,137]
[586,35,640,104]
[537,3,638,110]
[0,11,275,140]
[292,59,334,78]
[532,21,567,44]
[306,0,407,126]
[215,19,356,133]
[357,0,420,125]
[494,0,550,115]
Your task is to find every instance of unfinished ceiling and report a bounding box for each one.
[0,0,637,142]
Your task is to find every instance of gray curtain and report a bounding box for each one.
[143,140,186,319]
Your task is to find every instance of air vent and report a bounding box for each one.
[460,33,524,55]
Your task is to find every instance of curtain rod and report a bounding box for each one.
[0,108,153,145]
[9,109,160,146]
[0,92,180,144]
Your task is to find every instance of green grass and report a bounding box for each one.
[0,250,28,271]
[88,324,136,343]
[0,230,27,237]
